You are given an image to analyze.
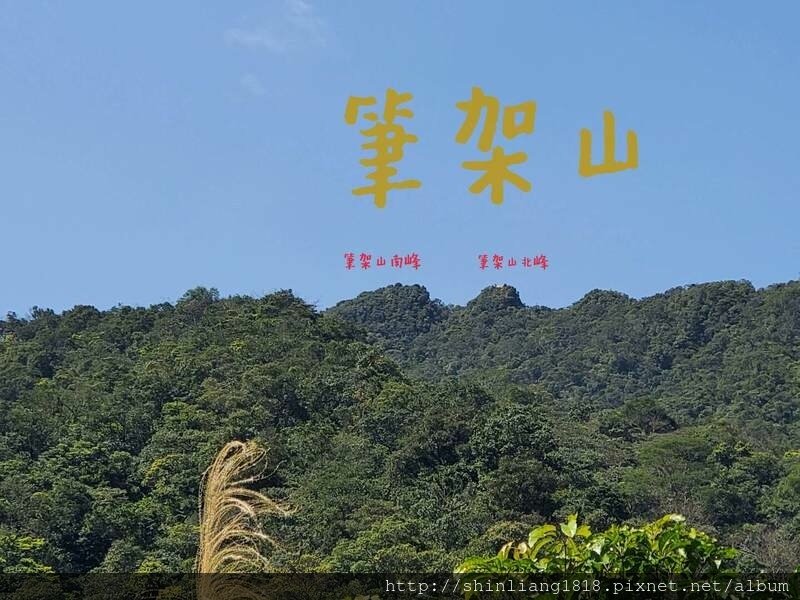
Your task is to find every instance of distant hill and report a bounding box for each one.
[328,283,449,359]
[329,280,800,426]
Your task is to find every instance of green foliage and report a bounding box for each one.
[1,281,799,573]
[457,514,737,574]
[0,533,53,572]
[328,283,448,360]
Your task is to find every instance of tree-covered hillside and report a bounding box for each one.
[1,282,799,573]
[331,281,800,425]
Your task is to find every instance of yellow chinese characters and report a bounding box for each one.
[578,110,638,177]
[455,86,536,205]
[344,89,421,208]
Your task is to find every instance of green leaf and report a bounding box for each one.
[528,524,556,547]
[560,514,578,538]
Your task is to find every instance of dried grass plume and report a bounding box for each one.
[196,440,291,575]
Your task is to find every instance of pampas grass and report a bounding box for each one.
[195,440,291,599]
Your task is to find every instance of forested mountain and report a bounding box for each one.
[331,281,800,425]
[1,282,799,573]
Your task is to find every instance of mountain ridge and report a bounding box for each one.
[1,278,798,572]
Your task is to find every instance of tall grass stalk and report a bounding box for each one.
[195,440,290,598]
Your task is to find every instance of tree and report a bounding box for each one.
[0,533,53,572]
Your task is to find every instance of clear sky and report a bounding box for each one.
[2,1,798,315]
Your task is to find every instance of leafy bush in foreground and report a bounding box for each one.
[456,514,737,574]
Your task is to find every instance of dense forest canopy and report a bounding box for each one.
[1,280,799,572]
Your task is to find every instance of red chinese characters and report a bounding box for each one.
[478,253,549,270]
[344,252,422,270]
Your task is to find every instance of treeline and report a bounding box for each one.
[0,281,798,572]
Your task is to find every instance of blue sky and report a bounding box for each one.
[2,1,799,315]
